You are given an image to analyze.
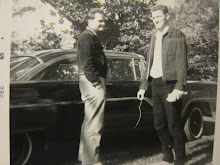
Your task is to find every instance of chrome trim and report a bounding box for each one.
[10,97,153,109]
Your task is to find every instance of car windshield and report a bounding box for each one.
[10,56,42,81]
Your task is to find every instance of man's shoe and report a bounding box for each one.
[174,160,184,165]
[82,163,103,165]
[150,161,173,165]
[93,162,103,165]
[162,154,174,163]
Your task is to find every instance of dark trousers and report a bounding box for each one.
[152,77,185,165]
[78,75,106,165]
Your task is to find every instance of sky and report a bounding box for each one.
[12,0,73,49]
[12,0,72,38]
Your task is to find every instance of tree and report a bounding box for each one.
[11,19,63,56]
[167,0,219,81]
[41,0,157,55]
[11,0,73,56]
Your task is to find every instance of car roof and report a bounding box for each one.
[12,49,144,63]
[104,50,144,59]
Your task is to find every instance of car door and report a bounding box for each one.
[104,57,146,131]
[26,56,83,139]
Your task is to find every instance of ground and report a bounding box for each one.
[27,116,215,165]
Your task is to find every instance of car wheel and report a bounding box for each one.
[11,133,32,165]
[184,106,204,141]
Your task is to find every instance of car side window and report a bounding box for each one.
[107,58,135,81]
[32,59,79,81]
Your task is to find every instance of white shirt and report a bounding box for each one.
[150,26,169,78]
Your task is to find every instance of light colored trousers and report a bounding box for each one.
[78,75,106,165]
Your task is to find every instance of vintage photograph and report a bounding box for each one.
[3,0,220,165]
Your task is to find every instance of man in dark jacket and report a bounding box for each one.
[137,5,188,165]
[77,8,107,165]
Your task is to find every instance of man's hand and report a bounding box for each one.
[137,89,146,100]
[92,81,102,89]
[95,84,102,90]
[166,89,188,102]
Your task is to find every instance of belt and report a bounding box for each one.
[152,77,163,82]
[152,77,176,85]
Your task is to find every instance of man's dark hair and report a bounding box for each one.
[151,5,168,15]
[87,8,105,20]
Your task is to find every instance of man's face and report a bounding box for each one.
[151,10,169,31]
[89,13,105,32]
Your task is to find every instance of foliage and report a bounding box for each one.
[11,1,74,56]
[167,0,219,81]
[41,0,157,56]
[11,19,62,56]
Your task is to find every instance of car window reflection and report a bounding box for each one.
[32,60,79,81]
[10,58,40,81]
[107,58,135,81]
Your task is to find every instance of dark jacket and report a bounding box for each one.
[77,29,107,84]
[140,27,188,90]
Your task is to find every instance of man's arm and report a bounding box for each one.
[138,78,150,100]
[174,30,188,90]
[167,30,188,102]
[137,36,154,100]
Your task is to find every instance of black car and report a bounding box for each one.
[10,49,217,165]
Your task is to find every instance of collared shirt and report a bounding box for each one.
[150,26,169,78]
[86,26,97,36]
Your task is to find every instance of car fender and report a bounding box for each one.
[181,96,216,121]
